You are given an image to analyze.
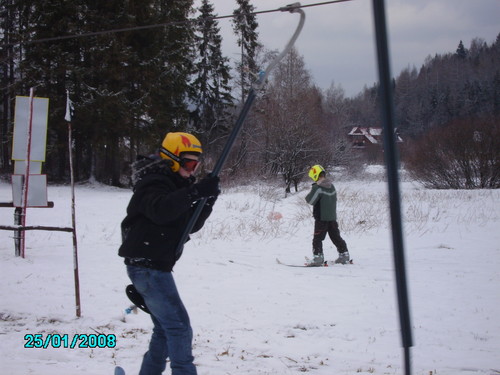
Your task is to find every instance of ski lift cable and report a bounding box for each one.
[0,0,351,48]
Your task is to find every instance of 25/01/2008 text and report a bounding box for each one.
[24,333,116,349]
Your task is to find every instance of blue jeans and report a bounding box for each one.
[127,265,197,375]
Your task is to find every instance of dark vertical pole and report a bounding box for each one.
[175,90,257,258]
[14,207,22,256]
[371,1,413,374]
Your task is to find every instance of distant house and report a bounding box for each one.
[348,127,403,161]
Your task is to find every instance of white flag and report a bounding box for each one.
[65,90,74,122]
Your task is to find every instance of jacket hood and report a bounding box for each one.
[317,177,333,189]
[131,155,168,187]
[131,155,194,189]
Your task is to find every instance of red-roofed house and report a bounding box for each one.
[348,127,403,161]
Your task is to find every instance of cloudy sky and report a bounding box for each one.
[198,0,499,97]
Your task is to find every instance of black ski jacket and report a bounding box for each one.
[118,155,214,271]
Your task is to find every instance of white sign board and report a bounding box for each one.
[12,96,49,162]
[13,160,42,175]
[11,174,48,207]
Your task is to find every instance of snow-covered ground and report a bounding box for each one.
[0,173,499,375]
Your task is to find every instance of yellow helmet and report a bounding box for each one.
[159,132,203,172]
[308,164,325,182]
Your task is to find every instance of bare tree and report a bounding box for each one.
[255,48,327,193]
[405,116,499,189]
[323,82,360,170]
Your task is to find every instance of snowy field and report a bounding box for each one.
[0,171,499,375]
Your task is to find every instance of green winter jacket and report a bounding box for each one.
[305,177,337,221]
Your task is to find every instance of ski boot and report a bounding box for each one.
[307,253,325,267]
[334,251,350,264]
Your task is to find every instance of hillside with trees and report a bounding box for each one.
[339,35,499,188]
[1,1,498,188]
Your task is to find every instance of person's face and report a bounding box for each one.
[178,153,200,179]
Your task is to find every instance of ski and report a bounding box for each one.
[276,258,353,267]
[276,258,328,267]
[114,366,125,375]
[305,256,354,266]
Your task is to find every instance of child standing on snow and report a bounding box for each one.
[119,132,219,375]
[305,164,350,266]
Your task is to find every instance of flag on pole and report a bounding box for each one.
[65,90,74,122]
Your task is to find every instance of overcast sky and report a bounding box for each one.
[198,0,499,97]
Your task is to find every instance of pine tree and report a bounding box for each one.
[227,0,261,176]
[80,0,196,185]
[146,0,196,129]
[0,0,17,174]
[456,40,467,59]
[191,0,233,155]
[18,0,84,181]
[231,0,260,103]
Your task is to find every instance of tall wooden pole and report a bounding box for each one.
[20,88,35,258]
[66,91,81,317]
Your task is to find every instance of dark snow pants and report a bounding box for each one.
[312,220,348,255]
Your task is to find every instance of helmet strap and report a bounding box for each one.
[159,146,180,163]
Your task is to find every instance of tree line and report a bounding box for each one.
[332,35,499,188]
[1,1,498,189]
[1,0,237,185]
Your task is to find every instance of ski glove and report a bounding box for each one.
[189,175,220,201]
[205,194,218,207]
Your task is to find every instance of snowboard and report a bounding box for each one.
[114,366,126,375]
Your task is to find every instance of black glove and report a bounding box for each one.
[205,194,218,207]
[190,175,220,200]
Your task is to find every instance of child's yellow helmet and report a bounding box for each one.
[159,132,203,172]
[308,164,325,182]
